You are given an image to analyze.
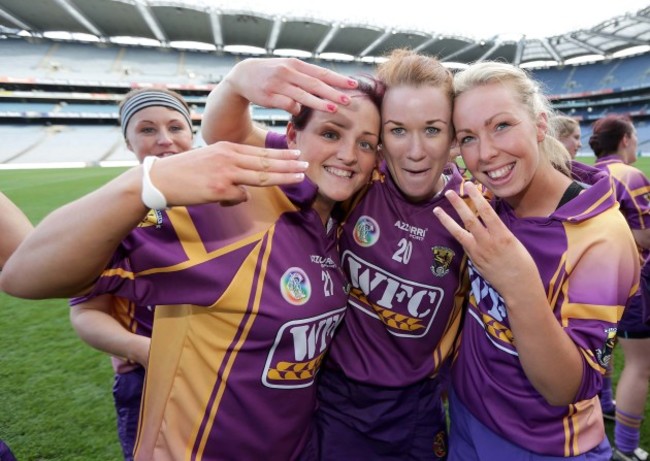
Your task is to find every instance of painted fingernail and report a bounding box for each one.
[327,103,337,112]
[298,161,309,168]
[295,173,305,180]
[348,79,358,87]
[340,95,350,104]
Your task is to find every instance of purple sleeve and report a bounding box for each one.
[564,220,639,401]
[265,131,288,149]
[613,167,650,230]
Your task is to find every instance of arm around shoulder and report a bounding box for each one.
[70,294,150,367]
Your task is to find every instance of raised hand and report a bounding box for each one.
[222,57,358,115]
[150,141,308,207]
[432,181,538,298]
[202,58,359,147]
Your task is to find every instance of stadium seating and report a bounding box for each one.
[1,37,650,165]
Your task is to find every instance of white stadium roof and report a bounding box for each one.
[1,0,650,67]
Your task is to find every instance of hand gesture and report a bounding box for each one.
[150,141,308,207]
[433,182,538,299]
[223,57,358,115]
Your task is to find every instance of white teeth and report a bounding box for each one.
[487,164,513,179]
[325,166,353,178]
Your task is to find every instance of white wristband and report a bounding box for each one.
[141,156,168,210]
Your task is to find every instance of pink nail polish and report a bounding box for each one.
[348,79,358,87]
[327,103,337,112]
[340,95,350,104]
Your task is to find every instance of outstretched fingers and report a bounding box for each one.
[295,58,358,90]
[154,143,310,207]
[433,190,478,250]
[463,182,504,235]
[433,182,502,253]
[232,144,308,187]
[280,60,358,113]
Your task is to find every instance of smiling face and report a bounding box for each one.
[454,82,548,205]
[125,106,194,163]
[559,125,582,158]
[381,85,453,202]
[287,94,380,222]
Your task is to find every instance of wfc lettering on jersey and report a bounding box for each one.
[342,250,443,338]
[467,260,517,355]
[263,306,346,389]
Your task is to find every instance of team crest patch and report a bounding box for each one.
[138,209,163,228]
[433,430,447,458]
[596,327,617,368]
[280,267,311,305]
[431,246,454,277]
[353,215,380,247]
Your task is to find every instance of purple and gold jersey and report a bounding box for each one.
[89,177,350,460]
[266,132,469,386]
[70,294,154,374]
[70,214,159,374]
[330,162,468,386]
[108,296,153,374]
[594,155,650,332]
[451,162,640,456]
[594,154,650,260]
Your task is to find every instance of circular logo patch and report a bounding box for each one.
[280,267,311,305]
[353,215,380,247]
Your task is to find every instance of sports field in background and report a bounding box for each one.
[0,158,649,460]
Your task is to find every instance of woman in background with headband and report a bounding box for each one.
[68,88,195,461]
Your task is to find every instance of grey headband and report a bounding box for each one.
[120,91,192,137]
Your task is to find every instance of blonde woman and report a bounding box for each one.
[434,62,639,460]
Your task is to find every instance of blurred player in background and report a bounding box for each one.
[590,114,650,461]
[554,115,583,158]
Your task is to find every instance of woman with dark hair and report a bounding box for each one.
[590,114,650,461]
[0,79,382,460]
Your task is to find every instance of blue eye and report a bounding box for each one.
[359,140,376,151]
[323,131,339,140]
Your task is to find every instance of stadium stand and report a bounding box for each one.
[1,1,650,166]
